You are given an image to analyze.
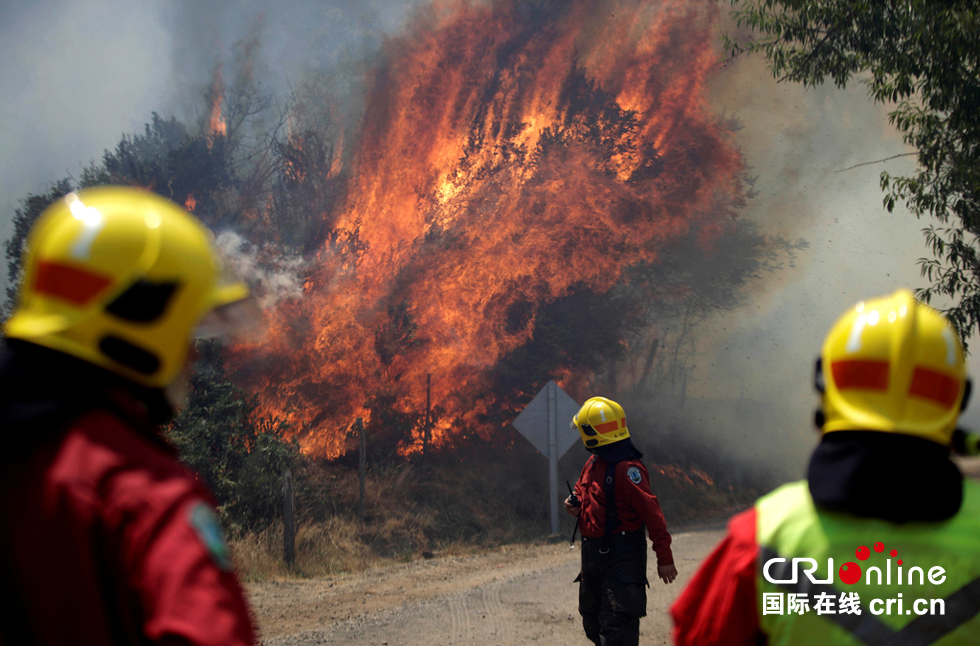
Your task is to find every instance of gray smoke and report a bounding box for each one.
[0,0,422,281]
[0,0,172,249]
[688,52,980,478]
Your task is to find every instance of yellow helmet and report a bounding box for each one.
[572,396,630,449]
[4,186,248,389]
[818,289,968,445]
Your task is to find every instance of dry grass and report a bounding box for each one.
[228,455,546,581]
[227,439,760,582]
[230,519,375,580]
[228,517,517,582]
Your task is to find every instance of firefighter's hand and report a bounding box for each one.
[563,496,581,517]
[658,564,678,584]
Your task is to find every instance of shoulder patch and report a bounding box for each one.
[188,501,233,571]
[627,466,642,484]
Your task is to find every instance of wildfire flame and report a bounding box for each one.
[655,463,715,487]
[207,66,227,146]
[233,0,744,458]
[328,130,344,179]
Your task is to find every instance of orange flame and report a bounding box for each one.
[328,130,344,179]
[233,0,743,458]
[654,463,715,487]
[184,194,197,212]
[207,66,227,146]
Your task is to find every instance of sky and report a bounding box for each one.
[2,0,975,475]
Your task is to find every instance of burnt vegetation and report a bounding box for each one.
[3,0,804,569]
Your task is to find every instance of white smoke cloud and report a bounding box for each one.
[214,230,306,309]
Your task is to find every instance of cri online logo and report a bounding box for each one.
[840,542,900,584]
[764,541,947,587]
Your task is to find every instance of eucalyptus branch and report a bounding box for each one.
[834,153,917,173]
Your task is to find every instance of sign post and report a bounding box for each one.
[513,381,581,535]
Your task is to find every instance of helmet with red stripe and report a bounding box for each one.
[4,187,248,389]
[572,396,629,449]
[818,289,969,445]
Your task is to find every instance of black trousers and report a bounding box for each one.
[576,530,648,646]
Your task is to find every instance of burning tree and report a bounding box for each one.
[230,0,757,458]
[5,0,793,472]
[0,0,810,540]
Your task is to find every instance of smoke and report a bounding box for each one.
[0,0,420,283]
[214,231,307,309]
[684,50,980,478]
[0,0,172,258]
[161,0,426,128]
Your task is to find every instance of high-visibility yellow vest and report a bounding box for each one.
[756,480,980,645]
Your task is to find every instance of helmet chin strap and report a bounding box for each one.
[813,357,825,394]
[813,356,827,432]
[813,408,826,431]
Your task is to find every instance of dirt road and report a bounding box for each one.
[250,459,980,644]
[250,527,726,645]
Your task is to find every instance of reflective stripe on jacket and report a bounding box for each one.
[757,480,980,645]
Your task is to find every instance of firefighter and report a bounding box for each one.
[671,289,980,645]
[0,187,255,645]
[564,396,677,646]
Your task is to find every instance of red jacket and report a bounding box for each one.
[573,455,674,566]
[670,508,760,646]
[0,406,255,645]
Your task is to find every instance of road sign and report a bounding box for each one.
[512,381,581,534]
